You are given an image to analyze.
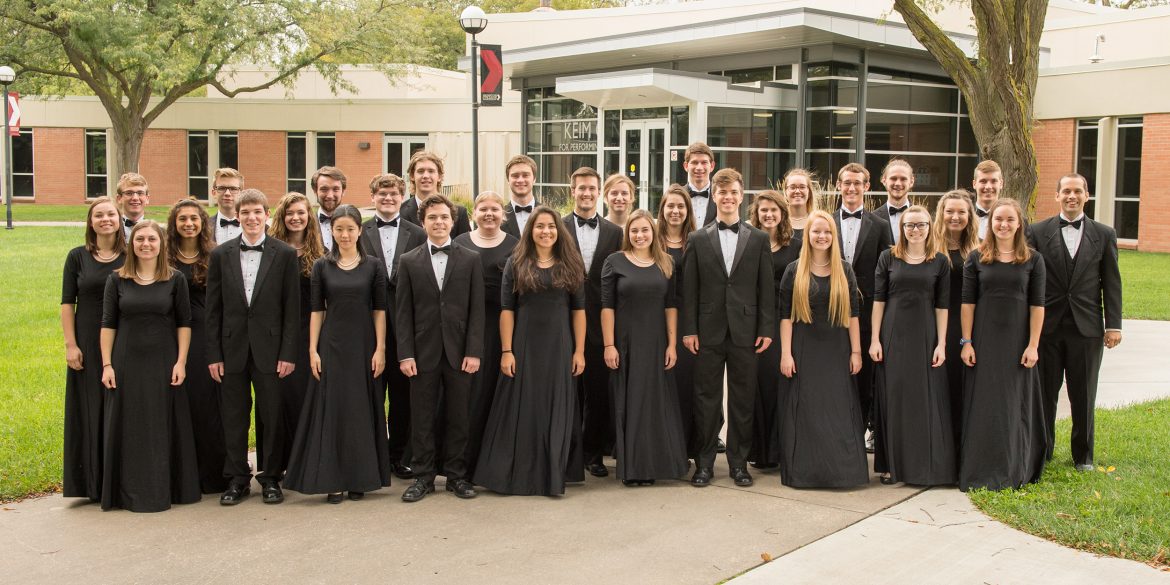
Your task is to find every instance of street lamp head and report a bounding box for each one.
[0,66,15,86]
[459,6,488,35]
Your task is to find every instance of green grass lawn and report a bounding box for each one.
[970,399,1170,568]
[7,204,205,223]
[1119,250,1170,320]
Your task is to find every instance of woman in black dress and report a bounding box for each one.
[99,220,200,512]
[656,185,697,459]
[783,168,819,234]
[267,192,326,465]
[61,197,126,502]
[166,200,227,494]
[959,199,1048,492]
[747,190,801,471]
[869,206,956,486]
[454,192,519,479]
[933,190,979,455]
[778,211,868,489]
[475,207,587,496]
[601,210,688,486]
[285,205,391,503]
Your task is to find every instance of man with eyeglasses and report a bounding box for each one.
[210,168,245,244]
[115,173,151,240]
[313,166,347,250]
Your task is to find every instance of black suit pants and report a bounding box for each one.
[1039,320,1103,465]
[381,328,413,467]
[409,358,471,483]
[221,353,285,484]
[694,340,757,469]
[581,340,613,464]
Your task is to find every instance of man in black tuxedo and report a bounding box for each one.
[209,168,243,245]
[115,172,150,240]
[396,195,485,502]
[400,151,472,237]
[972,160,1004,240]
[562,166,623,478]
[206,189,300,505]
[312,166,346,250]
[501,155,538,238]
[834,163,893,446]
[681,168,775,488]
[871,159,914,245]
[1027,173,1122,471]
[682,142,718,230]
[361,173,428,479]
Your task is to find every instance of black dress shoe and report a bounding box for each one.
[641,479,656,486]
[401,479,434,502]
[220,483,250,506]
[347,491,364,500]
[260,481,284,504]
[730,467,754,487]
[691,467,713,487]
[326,492,344,504]
[750,462,779,470]
[715,438,727,454]
[392,464,415,480]
[446,479,478,499]
[880,475,896,485]
[587,462,609,478]
[622,479,638,487]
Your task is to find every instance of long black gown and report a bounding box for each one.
[777,264,869,489]
[959,251,1049,492]
[62,247,124,501]
[944,248,966,456]
[871,251,957,486]
[264,268,312,470]
[750,238,801,467]
[100,273,201,512]
[665,246,696,458]
[454,232,519,479]
[174,261,228,494]
[474,260,585,496]
[601,253,689,481]
[285,258,392,495]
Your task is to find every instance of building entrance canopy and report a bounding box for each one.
[555,68,799,110]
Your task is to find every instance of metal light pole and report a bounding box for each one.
[460,6,488,200]
[0,65,15,230]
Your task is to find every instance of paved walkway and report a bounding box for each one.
[1,321,1166,584]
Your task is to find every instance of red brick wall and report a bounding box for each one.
[1138,113,1170,253]
[31,127,86,204]
[239,130,286,203]
[137,129,187,204]
[335,131,383,201]
[1032,118,1075,220]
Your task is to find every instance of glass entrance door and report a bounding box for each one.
[383,135,428,177]
[620,120,668,212]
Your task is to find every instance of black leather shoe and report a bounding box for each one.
[750,462,779,470]
[622,479,638,487]
[1074,463,1095,472]
[220,483,250,506]
[587,462,609,478]
[730,467,754,487]
[260,481,284,504]
[446,479,477,499]
[641,479,656,486]
[392,463,415,480]
[880,474,896,485]
[401,479,434,502]
[715,438,727,454]
[347,491,364,501]
[326,492,344,504]
[691,467,713,487]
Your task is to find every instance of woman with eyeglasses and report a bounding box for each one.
[868,206,957,486]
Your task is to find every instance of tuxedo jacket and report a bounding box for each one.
[562,213,624,347]
[1027,216,1122,337]
[834,209,893,327]
[401,197,472,238]
[502,199,538,239]
[360,217,427,328]
[870,204,903,243]
[394,242,485,371]
[681,221,776,347]
[205,236,300,374]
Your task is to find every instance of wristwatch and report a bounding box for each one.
[959,338,972,346]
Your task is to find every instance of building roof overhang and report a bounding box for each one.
[554,68,799,109]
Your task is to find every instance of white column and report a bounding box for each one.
[1094,116,1117,226]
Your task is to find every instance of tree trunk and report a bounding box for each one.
[108,114,145,182]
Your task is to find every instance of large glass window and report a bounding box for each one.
[85,129,107,199]
[287,132,307,194]
[1114,118,1142,240]
[1075,119,1099,219]
[188,131,209,200]
[525,88,600,209]
[805,61,860,184]
[708,106,797,193]
[12,128,33,197]
[317,132,336,168]
[219,131,239,170]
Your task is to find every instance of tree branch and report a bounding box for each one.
[892,0,978,90]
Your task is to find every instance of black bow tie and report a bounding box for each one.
[240,243,264,253]
[687,186,710,199]
[841,209,863,220]
[1059,218,1083,230]
[976,208,989,218]
[376,217,399,228]
[431,244,451,255]
[318,214,331,224]
[888,205,907,215]
[123,218,137,228]
[717,221,740,233]
[576,215,598,229]
[513,204,533,214]
[219,217,239,228]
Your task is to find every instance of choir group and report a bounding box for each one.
[60,144,1122,513]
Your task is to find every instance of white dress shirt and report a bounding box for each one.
[839,206,863,265]
[1061,213,1085,258]
[510,198,534,234]
[429,239,452,291]
[318,212,334,250]
[689,182,711,229]
[214,214,242,245]
[239,234,265,306]
[884,202,906,245]
[375,213,400,277]
[976,205,991,240]
[122,217,141,241]
[573,214,600,273]
[718,222,738,274]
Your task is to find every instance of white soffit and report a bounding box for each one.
[555,68,799,109]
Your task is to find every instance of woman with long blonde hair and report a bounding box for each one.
[934,189,979,450]
[959,198,1047,491]
[777,210,868,488]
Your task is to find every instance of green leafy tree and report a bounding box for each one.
[0,0,421,180]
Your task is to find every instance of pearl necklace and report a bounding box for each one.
[536,256,555,266]
[95,249,118,262]
[627,253,654,267]
[905,252,927,262]
[135,270,156,283]
[812,259,830,268]
[476,230,504,242]
[338,256,360,269]
[664,235,683,245]
[176,247,199,260]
